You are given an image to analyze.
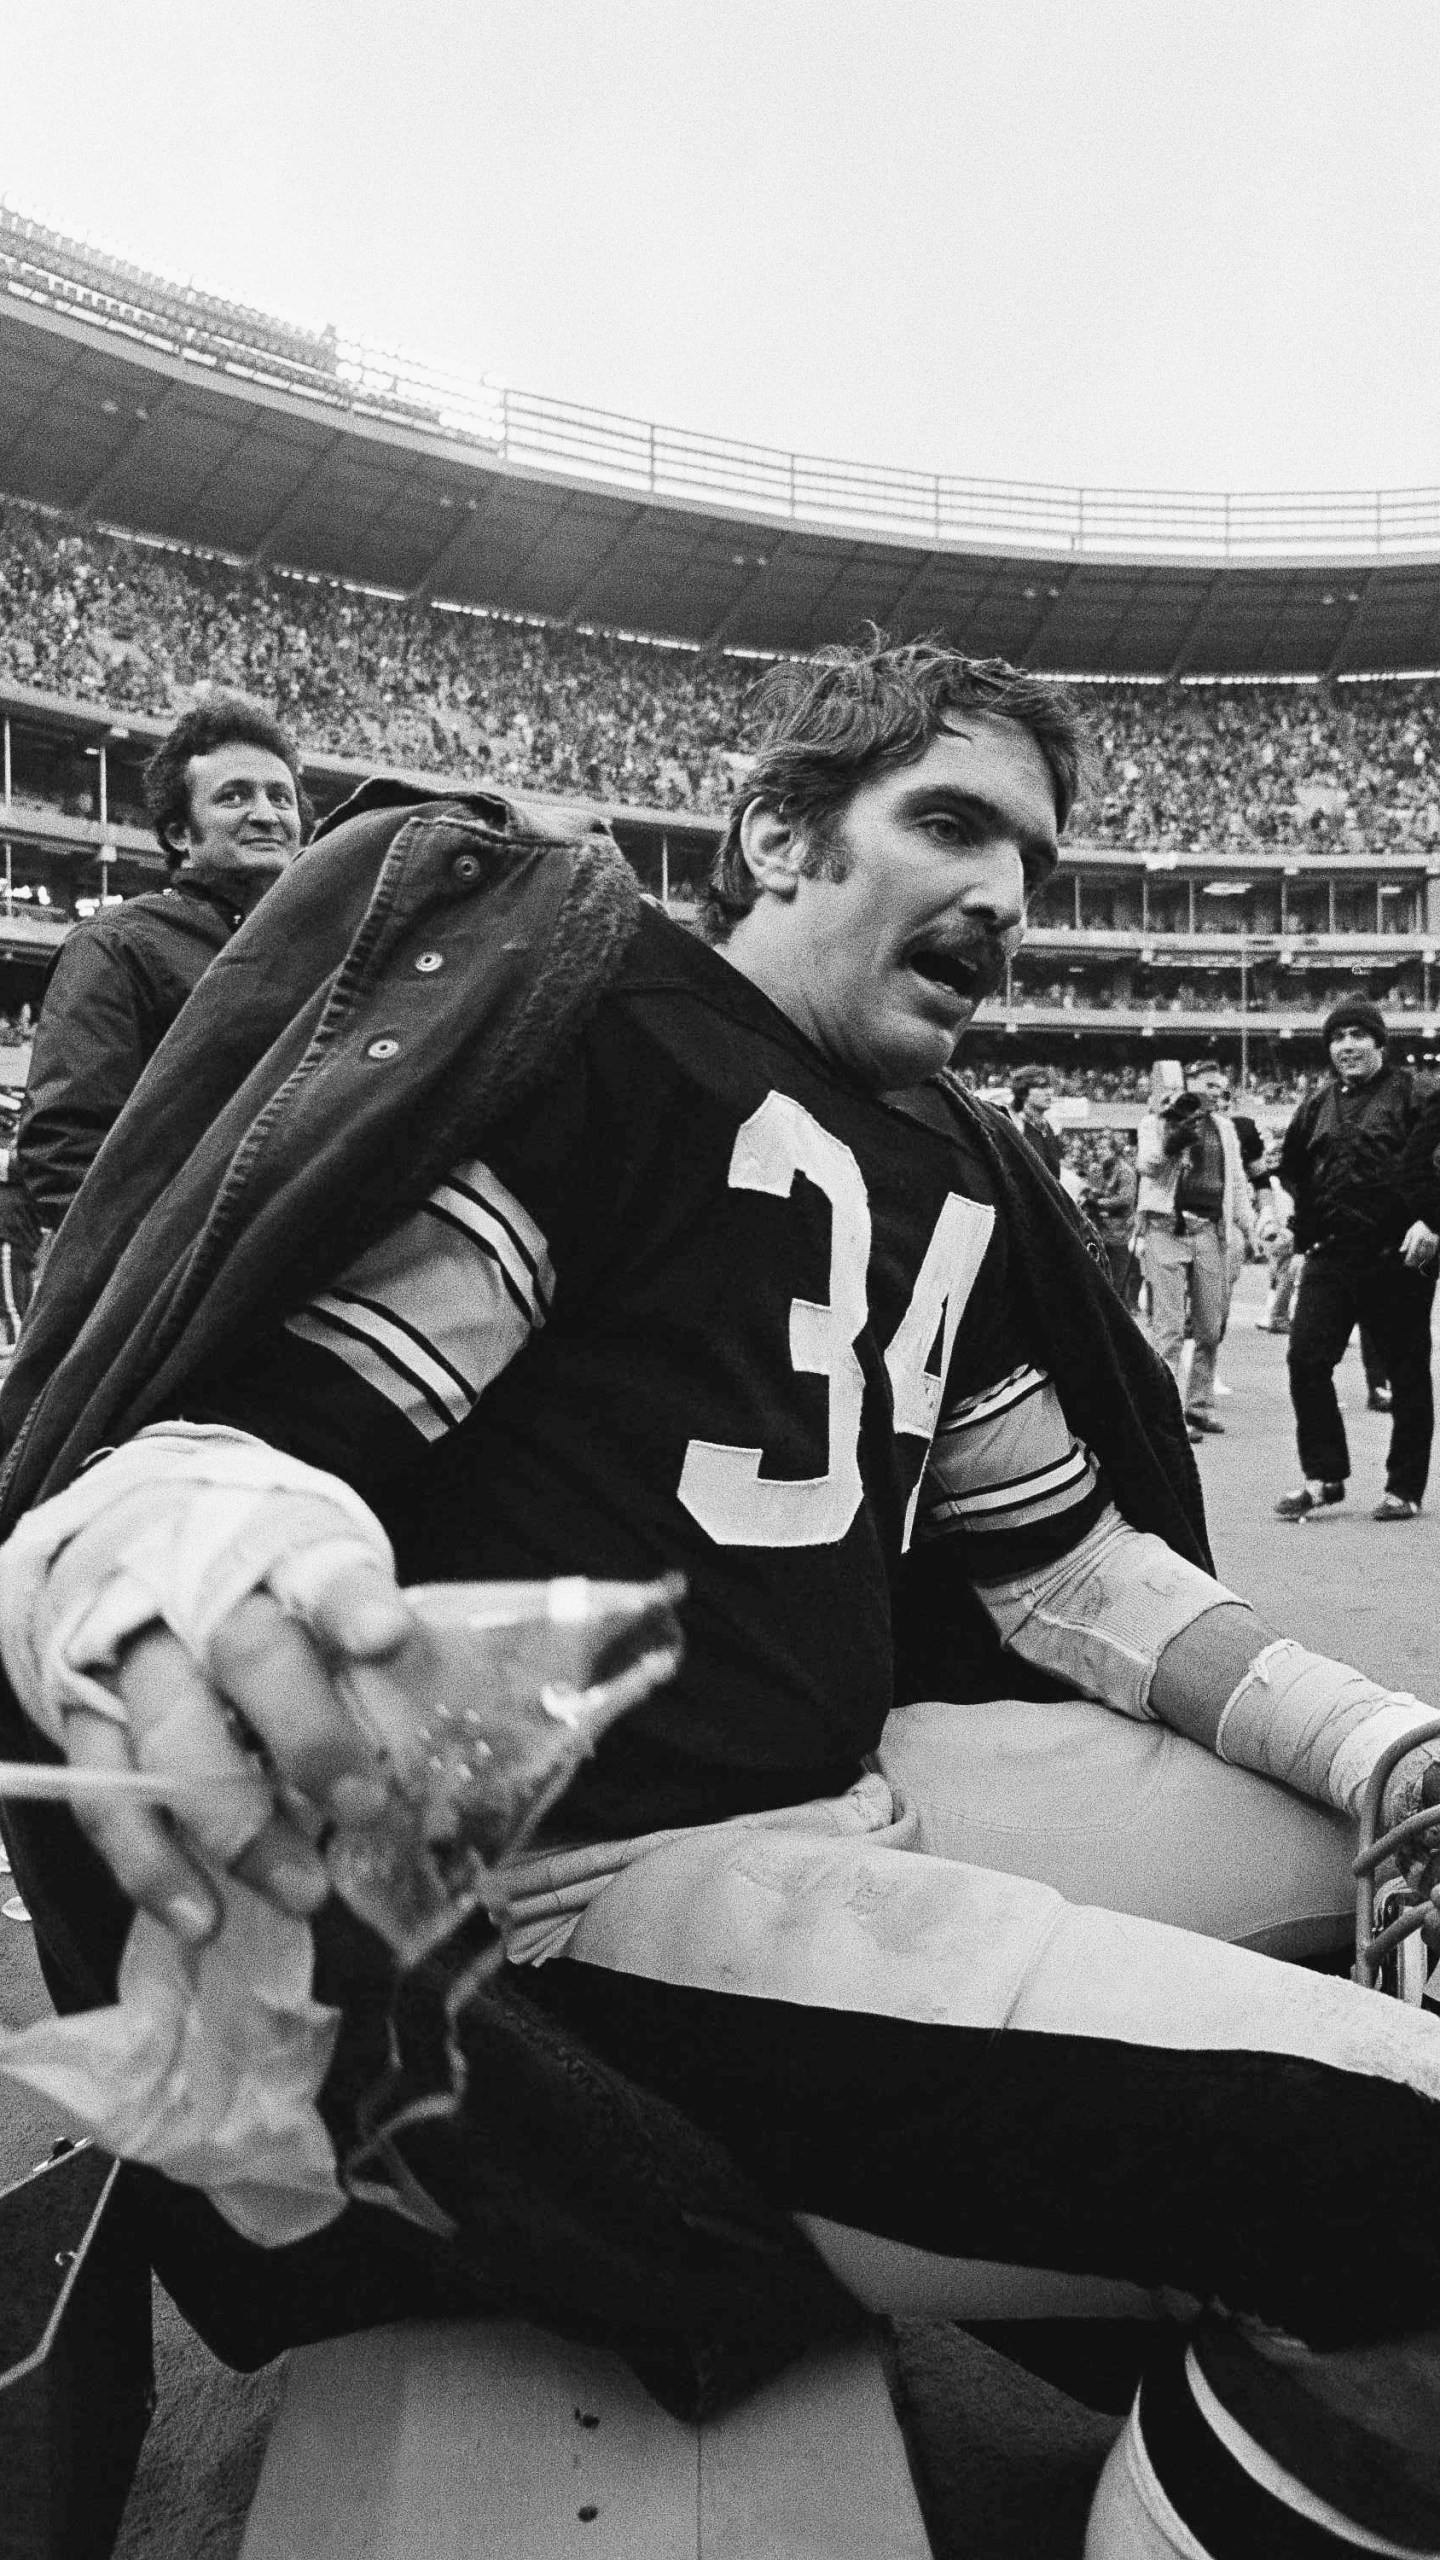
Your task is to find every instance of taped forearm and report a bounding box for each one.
[1215,1640,1440,1822]
[0,1423,393,1745]
[978,1507,1242,1722]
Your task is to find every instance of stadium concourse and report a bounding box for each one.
[1,1264,1434,2560]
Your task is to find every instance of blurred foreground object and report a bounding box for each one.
[328,1573,686,1963]
[0,2142,153,2560]
[0,1574,684,2244]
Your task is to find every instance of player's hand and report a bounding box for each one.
[59,1541,427,1947]
[1400,1221,1439,1270]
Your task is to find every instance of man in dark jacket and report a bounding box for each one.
[5,650,1440,2558]
[1275,999,1439,1520]
[1092,1140,1140,1304]
[1007,1063,1063,1176]
[13,693,309,1232]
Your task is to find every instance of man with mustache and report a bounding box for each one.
[6,640,1440,2560]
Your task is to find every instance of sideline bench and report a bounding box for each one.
[240,2318,934,2559]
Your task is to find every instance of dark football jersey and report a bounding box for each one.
[187,909,1106,1836]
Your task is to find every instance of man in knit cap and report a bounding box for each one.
[1275,998,1440,1519]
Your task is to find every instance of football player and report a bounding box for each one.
[5,639,1440,2558]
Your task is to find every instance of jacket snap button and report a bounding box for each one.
[451,853,482,884]
[414,950,445,974]
[365,1037,400,1061]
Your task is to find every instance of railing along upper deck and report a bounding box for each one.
[5,206,1440,564]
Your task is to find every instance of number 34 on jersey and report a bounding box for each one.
[677,1092,994,1552]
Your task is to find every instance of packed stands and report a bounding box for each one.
[5,490,1440,1098]
[0,499,753,813]
[5,497,1440,847]
[1085,683,1440,856]
[1005,969,1429,1018]
[955,1058,1434,1112]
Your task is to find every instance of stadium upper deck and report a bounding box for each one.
[6,207,1440,677]
[6,209,1440,1099]
[4,658,1438,1101]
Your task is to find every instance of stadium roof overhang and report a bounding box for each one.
[6,290,1440,679]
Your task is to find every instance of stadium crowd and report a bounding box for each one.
[962,1056,1440,1110]
[1085,680,1440,854]
[5,497,1440,846]
[0,500,751,812]
[1006,970,1428,1016]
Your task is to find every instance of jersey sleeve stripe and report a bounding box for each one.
[924,1443,1098,1526]
[928,1375,1082,1495]
[319,1287,478,1399]
[918,1358,1103,1549]
[285,1308,463,1439]
[938,1364,1048,1433]
[423,1201,538,1328]
[299,1294,480,1421]
[921,1475,1106,1548]
[441,1161,556,1311]
[280,1154,549,1443]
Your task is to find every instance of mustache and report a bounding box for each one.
[919,926,1021,993]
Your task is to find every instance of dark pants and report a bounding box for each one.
[1288,1251,1437,1501]
[1102,1233,1140,1309]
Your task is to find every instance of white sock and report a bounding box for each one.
[1083,2345,1440,2559]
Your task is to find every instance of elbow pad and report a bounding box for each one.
[980,1510,1241,1722]
[1215,1640,1438,1820]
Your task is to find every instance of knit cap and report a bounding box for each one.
[1321,998,1387,1049]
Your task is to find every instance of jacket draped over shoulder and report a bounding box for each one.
[0,783,1210,2407]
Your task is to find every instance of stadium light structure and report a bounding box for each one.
[82,741,118,903]
[1202,880,1252,1087]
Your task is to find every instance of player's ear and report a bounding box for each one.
[738,800,805,900]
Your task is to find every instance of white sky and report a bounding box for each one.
[3,0,1438,496]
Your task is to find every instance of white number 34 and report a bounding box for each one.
[677,1092,994,1549]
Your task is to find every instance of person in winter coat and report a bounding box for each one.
[13,693,309,1234]
[1007,1065,1063,1177]
[1091,1141,1140,1305]
[1274,1001,1439,1521]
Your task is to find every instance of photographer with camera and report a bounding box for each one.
[1137,1059,1256,1441]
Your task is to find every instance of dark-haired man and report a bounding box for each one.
[1275,999,1438,1521]
[1007,1064,1063,1176]
[13,692,308,1231]
[5,644,1440,2560]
